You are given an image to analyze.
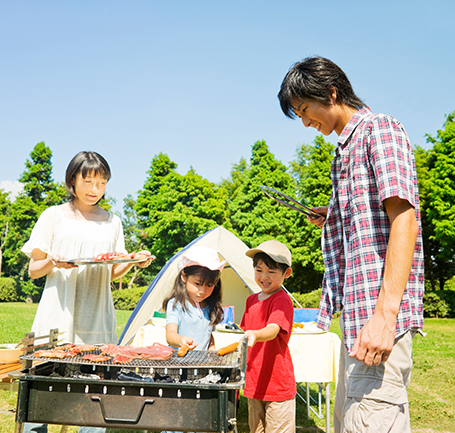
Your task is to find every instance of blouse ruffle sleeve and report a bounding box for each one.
[21,207,59,257]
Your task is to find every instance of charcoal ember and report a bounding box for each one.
[153,371,174,383]
[117,370,154,382]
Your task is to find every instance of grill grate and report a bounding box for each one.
[21,348,241,369]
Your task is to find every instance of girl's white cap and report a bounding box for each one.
[179,246,226,272]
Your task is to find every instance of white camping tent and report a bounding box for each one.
[119,226,261,345]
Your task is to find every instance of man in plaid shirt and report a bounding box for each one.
[278,56,424,433]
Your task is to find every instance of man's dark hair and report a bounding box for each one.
[253,252,289,274]
[278,56,366,118]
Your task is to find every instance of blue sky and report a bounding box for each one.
[1,1,454,213]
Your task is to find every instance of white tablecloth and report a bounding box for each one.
[132,325,341,384]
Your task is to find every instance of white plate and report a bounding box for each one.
[62,256,154,265]
[292,324,326,334]
[215,325,244,334]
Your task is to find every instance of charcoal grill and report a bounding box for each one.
[15,331,247,432]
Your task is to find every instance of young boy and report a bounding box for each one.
[240,240,296,433]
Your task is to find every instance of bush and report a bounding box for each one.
[112,286,147,310]
[0,277,20,302]
[290,289,322,308]
[19,280,43,302]
[423,290,455,318]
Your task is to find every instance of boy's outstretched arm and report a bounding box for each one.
[245,323,280,347]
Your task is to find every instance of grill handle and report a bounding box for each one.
[91,395,155,424]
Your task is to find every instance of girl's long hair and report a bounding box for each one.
[162,265,224,325]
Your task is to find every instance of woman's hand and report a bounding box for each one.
[50,254,78,270]
[135,250,154,268]
[29,249,77,279]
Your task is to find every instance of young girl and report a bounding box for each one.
[21,151,153,433]
[162,246,225,352]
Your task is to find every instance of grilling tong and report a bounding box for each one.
[259,185,323,219]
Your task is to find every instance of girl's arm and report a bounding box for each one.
[28,248,77,279]
[165,323,198,350]
[244,323,280,348]
[208,333,216,351]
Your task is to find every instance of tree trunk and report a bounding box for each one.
[128,267,139,289]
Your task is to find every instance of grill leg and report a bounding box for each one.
[60,426,69,433]
[14,422,23,433]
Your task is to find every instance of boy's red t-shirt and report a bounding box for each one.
[240,289,296,401]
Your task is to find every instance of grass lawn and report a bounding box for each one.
[1,303,454,432]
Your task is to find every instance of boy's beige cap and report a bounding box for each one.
[245,240,292,267]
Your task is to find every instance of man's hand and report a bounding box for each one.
[349,311,397,366]
[308,206,328,228]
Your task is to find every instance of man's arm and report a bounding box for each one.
[349,196,418,366]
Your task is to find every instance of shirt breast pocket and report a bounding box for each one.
[352,164,375,213]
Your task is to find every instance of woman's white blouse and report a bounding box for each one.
[21,205,126,345]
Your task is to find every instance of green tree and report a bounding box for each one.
[424,112,455,289]
[3,143,66,285]
[0,190,12,278]
[2,194,39,280]
[136,153,229,272]
[289,135,334,289]
[116,194,150,290]
[227,140,317,292]
[19,142,66,207]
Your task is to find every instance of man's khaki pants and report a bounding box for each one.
[335,316,415,433]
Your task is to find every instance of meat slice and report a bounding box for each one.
[34,350,70,359]
[100,343,174,361]
[68,344,98,356]
[82,354,111,363]
[112,354,135,364]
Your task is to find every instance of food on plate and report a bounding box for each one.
[82,354,111,363]
[93,252,131,261]
[92,252,152,262]
[292,322,304,329]
[177,344,189,357]
[217,342,239,356]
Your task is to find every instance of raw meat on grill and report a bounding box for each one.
[67,344,98,355]
[82,354,112,363]
[54,344,76,351]
[112,354,134,364]
[34,350,71,359]
[100,343,174,361]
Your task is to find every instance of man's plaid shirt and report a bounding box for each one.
[316,108,425,351]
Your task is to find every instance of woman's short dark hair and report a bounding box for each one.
[65,151,111,200]
[278,56,365,119]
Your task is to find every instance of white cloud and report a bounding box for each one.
[0,180,24,200]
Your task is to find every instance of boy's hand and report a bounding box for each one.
[245,330,258,347]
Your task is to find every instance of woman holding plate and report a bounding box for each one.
[20,151,153,433]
